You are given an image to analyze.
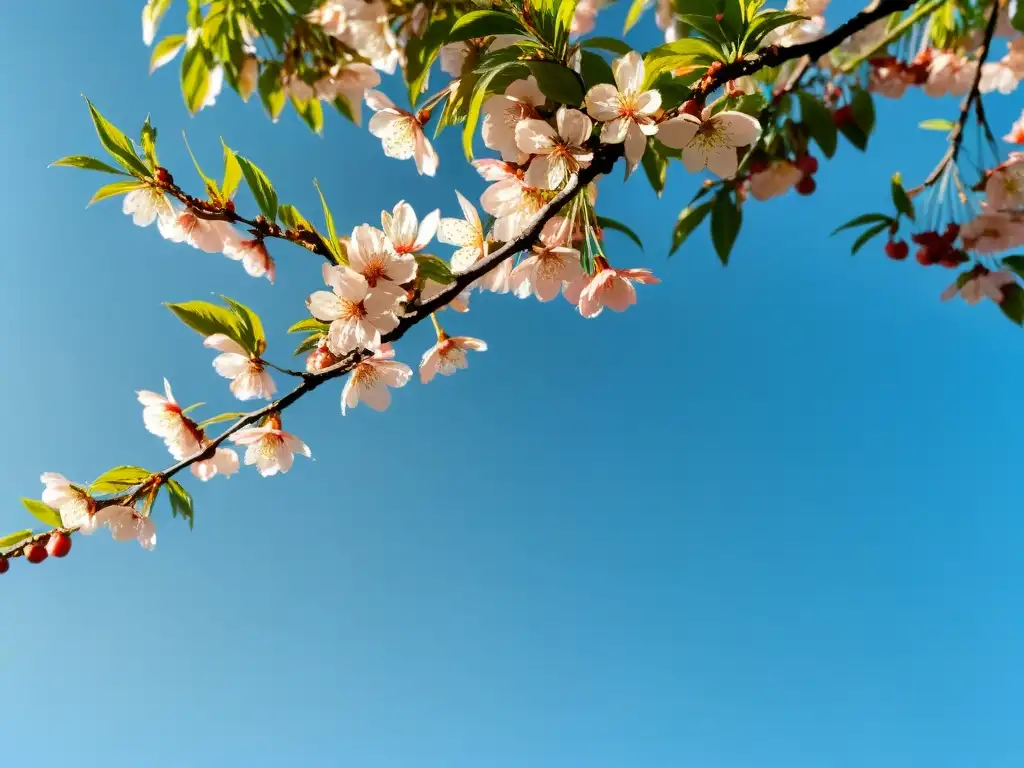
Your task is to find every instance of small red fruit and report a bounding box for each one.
[916,248,935,266]
[833,105,853,126]
[24,543,48,564]
[749,159,770,174]
[796,154,819,175]
[47,533,71,559]
[714,12,724,21]
[155,167,173,184]
[796,175,817,195]
[225,200,236,213]
[885,240,909,260]
[0,558,9,575]
[680,99,703,118]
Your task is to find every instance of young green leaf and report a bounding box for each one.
[313,179,345,263]
[292,96,325,134]
[831,212,893,235]
[221,139,242,200]
[710,189,742,265]
[140,116,159,168]
[150,33,185,73]
[850,86,875,135]
[236,155,278,221]
[294,333,325,356]
[890,172,915,220]
[670,201,713,255]
[166,479,195,529]
[415,254,456,285]
[51,155,129,175]
[797,92,837,158]
[84,98,151,177]
[183,132,220,200]
[448,9,529,42]
[0,530,34,550]
[624,0,653,32]
[196,412,247,429]
[527,61,585,106]
[88,180,146,206]
[642,38,723,85]
[89,466,153,495]
[258,61,287,121]
[1001,255,1024,279]
[919,118,956,131]
[288,318,331,334]
[405,14,456,105]
[143,0,174,44]
[597,216,643,250]
[166,300,246,347]
[850,221,889,254]
[279,204,313,231]
[582,37,634,55]
[580,51,615,91]
[221,296,266,356]
[999,283,1024,325]
[181,43,212,115]
[21,498,62,529]
[741,11,805,53]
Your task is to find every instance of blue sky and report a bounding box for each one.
[1,1,1022,766]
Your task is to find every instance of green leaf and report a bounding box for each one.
[181,43,212,115]
[279,204,312,231]
[90,466,153,495]
[448,9,529,42]
[180,402,205,415]
[580,51,615,91]
[582,37,634,56]
[150,33,185,73]
[597,216,643,250]
[999,283,1024,325]
[21,498,62,529]
[84,98,151,177]
[919,118,956,131]
[183,132,220,200]
[850,221,889,254]
[890,172,915,221]
[50,155,129,175]
[166,479,195,529]
[670,201,713,255]
[221,139,242,200]
[838,119,868,151]
[1011,0,1024,34]
[641,140,670,196]
[236,155,278,221]
[797,91,837,158]
[313,180,345,264]
[831,212,893,235]
[406,14,456,105]
[292,96,325,134]
[220,296,266,356]
[258,61,287,121]
[1001,255,1024,280]
[294,333,324,356]
[88,180,146,206]
[141,116,159,168]
[196,412,247,429]
[0,530,34,550]
[624,0,653,32]
[527,61,584,106]
[143,0,174,44]
[741,11,806,53]
[288,318,331,334]
[415,254,455,285]
[849,86,875,135]
[710,190,741,266]
[676,13,730,45]
[166,300,246,346]
[642,38,723,85]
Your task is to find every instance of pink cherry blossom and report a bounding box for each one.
[656,0,678,42]
[222,236,275,282]
[366,90,438,175]
[40,473,93,529]
[515,107,594,190]
[420,279,471,312]
[584,51,661,172]
[190,445,241,482]
[748,160,804,201]
[658,108,761,178]
[307,262,402,354]
[420,335,488,383]
[231,416,311,477]
[478,162,550,242]
[203,334,276,401]
[349,222,419,296]
[122,187,174,227]
[137,379,196,448]
[381,201,439,256]
[439,190,488,273]
[84,504,157,550]
[868,61,913,98]
[1005,110,1024,144]
[314,62,380,123]
[282,71,316,102]
[564,258,660,318]
[960,209,1024,254]
[923,52,975,97]
[985,154,1024,210]
[941,268,1017,305]
[482,78,546,162]
[341,345,413,414]
[571,0,599,36]
[510,217,584,302]
[161,208,237,253]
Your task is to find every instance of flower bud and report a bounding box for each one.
[306,340,339,373]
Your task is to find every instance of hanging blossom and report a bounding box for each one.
[84,505,157,551]
[341,344,413,414]
[482,77,546,163]
[748,160,804,201]
[203,334,276,401]
[1005,110,1024,144]
[510,217,584,302]
[40,473,93,529]
[941,267,1017,306]
[381,200,439,258]
[223,235,275,282]
[477,159,551,243]
[980,38,1024,95]
[308,1,400,74]
[307,262,403,354]
[231,413,311,477]
[985,153,1024,210]
[923,52,975,98]
[868,58,914,99]
[515,107,594,190]
[959,208,1024,254]
[161,208,238,253]
[420,333,488,383]
[584,51,661,171]
[349,221,419,297]
[366,90,438,176]
[571,0,600,36]
[123,186,174,228]
[564,257,660,318]
[314,62,381,124]
[657,105,762,178]
[655,0,679,43]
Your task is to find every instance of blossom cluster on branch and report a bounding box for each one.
[2,0,1023,575]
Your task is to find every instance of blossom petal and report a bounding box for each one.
[656,115,700,149]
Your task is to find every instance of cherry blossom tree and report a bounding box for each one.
[2,0,1023,572]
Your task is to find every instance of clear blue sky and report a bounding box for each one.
[1,2,1022,766]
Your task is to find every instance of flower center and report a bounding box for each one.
[355,362,380,387]
[362,255,390,285]
[340,299,368,320]
[258,434,284,458]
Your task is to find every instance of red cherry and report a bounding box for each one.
[0,558,8,575]
[46,533,71,559]
[942,222,961,242]
[796,175,817,195]
[833,105,853,126]
[225,200,236,213]
[885,240,909,260]
[749,159,770,174]
[916,248,935,266]
[24,543,48,564]
[680,99,703,118]
[714,12,724,21]
[796,155,819,175]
